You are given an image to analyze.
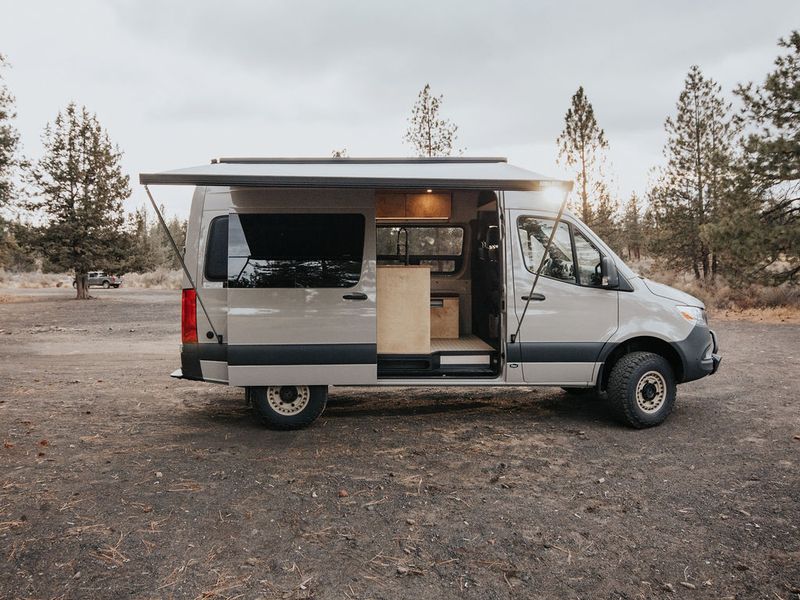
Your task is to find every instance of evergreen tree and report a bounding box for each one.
[0,54,20,209]
[622,192,643,261]
[715,31,800,284]
[123,206,158,272]
[557,86,612,225]
[404,84,460,157]
[592,189,621,253]
[0,54,23,270]
[120,204,188,273]
[26,103,130,298]
[641,204,658,257]
[649,66,737,280]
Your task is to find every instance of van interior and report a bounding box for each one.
[374,189,502,378]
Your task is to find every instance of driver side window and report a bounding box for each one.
[516,217,604,288]
[573,230,603,287]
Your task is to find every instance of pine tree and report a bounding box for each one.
[557,87,612,225]
[622,192,643,261]
[404,84,460,157]
[26,103,131,298]
[0,54,23,270]
[649,66,737,280]
[123,206,158,273]
[717,31,800,284]
[592,189,621,253]
[0,54,20,209]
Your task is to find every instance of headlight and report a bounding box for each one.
[676,305,707,325]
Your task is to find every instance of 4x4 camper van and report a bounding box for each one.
[140,157,720,430]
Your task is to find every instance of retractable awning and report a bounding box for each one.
[139,157,570,191]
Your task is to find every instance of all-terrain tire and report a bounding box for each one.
[251,385,327,430]
[607,351,676,428]
[102,280,110,289]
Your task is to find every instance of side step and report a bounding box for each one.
[377,351,498,378]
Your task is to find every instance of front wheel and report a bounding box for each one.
[607,352,676,428]
[102,281,110,289]
[251,385,327,430]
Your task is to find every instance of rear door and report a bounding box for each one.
[226,201,377,386]
[507,211,618,385]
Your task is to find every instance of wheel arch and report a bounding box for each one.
[598,336,683,391]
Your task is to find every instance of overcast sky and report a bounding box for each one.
[1,1,798,217]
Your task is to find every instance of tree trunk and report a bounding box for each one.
[693,262,701,279]
[75,270,91,300]
[701,249,709,281]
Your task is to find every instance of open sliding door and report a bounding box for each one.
[226,191,376,386]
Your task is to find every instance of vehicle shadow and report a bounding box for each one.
[325,387,619,427]
[177,386,620,431]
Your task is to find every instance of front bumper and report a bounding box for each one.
[671,325,721,383]
[709,330,722,375]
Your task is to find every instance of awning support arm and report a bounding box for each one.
[510,193,569,344]
[144,185,222,344]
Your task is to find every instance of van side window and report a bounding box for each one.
[516,217,576,284]
[204,216,229,282]
[228,213,365,288]
[376,226,464,273]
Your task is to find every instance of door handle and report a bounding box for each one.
[342,292,368,300]
[521,293,546,302]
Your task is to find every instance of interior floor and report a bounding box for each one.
[430,335,493,353]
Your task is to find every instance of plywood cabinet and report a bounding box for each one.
[377,266,431,354]
[376,191,451,220]
[430,297,459,339]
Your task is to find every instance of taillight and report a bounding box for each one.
[181,288,198,344]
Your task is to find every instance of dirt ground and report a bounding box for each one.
[0,288,798,600]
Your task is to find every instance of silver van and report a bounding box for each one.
[140,157,720,430]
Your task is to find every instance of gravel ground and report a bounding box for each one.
[0,287,798,600]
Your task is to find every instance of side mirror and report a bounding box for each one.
[600,256,619,289]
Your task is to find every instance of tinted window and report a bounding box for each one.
[228,213,365,288]
[377,226,464,274]
[204,216,228,281]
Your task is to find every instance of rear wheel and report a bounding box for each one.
[102,280,110,289]
[607,351,676,428]
[251,385,327,430]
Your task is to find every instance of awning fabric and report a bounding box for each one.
[139,157,570,191]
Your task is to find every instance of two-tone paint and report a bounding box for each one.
[177,186,720,391]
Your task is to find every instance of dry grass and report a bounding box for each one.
[120,269,182,289]
[629,259,800,312]
[0,269,71,289]
[0,268,183,290]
